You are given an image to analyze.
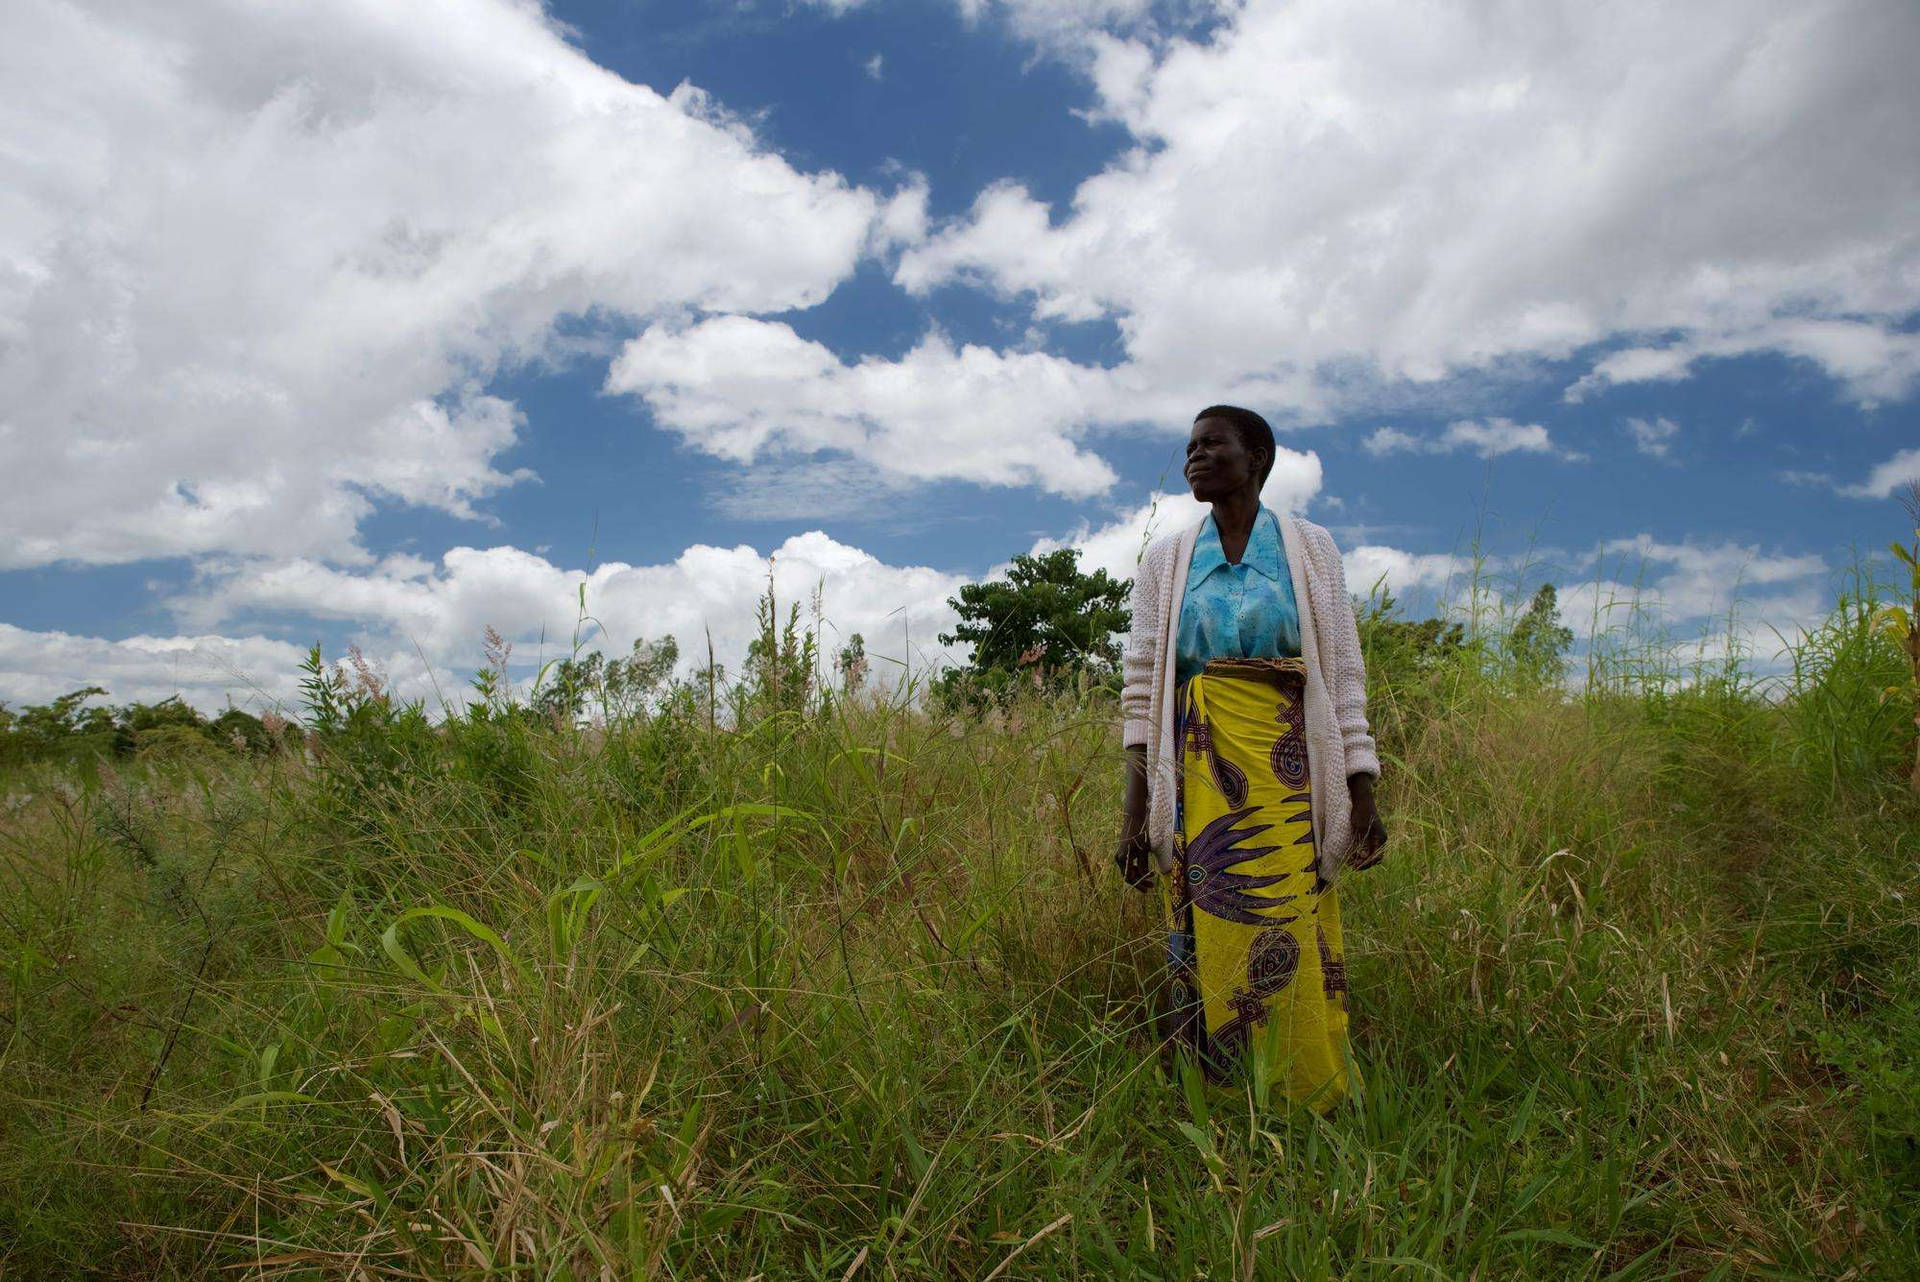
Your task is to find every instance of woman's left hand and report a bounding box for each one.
[1347,773,1387,870]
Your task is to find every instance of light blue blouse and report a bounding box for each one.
[1175,506,1302,684]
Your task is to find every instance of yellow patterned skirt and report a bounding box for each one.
[1163,657,1355,1110]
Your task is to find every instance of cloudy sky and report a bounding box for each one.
[3,0,1917,711]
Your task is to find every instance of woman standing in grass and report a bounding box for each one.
[1116,406,1385,1108]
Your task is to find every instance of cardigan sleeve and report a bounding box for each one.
[1313,525,1380,779]
[1120,542,1160,749]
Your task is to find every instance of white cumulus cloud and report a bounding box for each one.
[1341,545,1471,600]
[0,625,313,712]
[895,0,1920,415]
[1,0,889,569]
[1558,535,1831,666]
[606,316,1129,497]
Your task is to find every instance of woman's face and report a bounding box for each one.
[1185,416,1265,502]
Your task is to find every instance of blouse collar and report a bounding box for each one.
[1190,506,1284,586]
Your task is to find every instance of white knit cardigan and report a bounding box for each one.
[1121,513,1380,884]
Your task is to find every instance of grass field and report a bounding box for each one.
[1,589,1917,1278]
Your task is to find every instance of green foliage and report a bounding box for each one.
[1784,570,1914,793]
[1814,997,1920,1201]
[469,625,516,717]
[14,685,113,742]
[294,642,458,829]
[531,636,681,725]
[208,707,275,754]
[1874,485,1920,789]
[1356,589,1472,683]
[1506,582,1575,690]
[1353,588,1476,750]
[836,632,868,694]
[936,548,1130,709]
[0,685,290,769]
[742,574,820,719]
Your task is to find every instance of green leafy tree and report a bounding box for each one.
[605,636,680,721]
[531,650,603,724]
[0,686,112,764]
[0,686,286,766]
[1508,583,1575,691]
[210,707,273,753]
[16,687,112,744]
[936,549,1131,707]
[532,636,680,724]
[1357,592,1469,679]
[836,633,868,695]
[112,695,214,757]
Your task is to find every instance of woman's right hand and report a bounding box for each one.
[1115,746,1154,892]
[1115,831,1153,891]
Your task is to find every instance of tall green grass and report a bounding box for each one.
[1,590,1916,1278]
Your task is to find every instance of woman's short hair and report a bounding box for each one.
[1195,405,1274,486]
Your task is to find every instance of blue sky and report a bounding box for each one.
[2,0,1917,710]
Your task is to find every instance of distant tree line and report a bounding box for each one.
[0,553,1587,770]
[0,686,294,768]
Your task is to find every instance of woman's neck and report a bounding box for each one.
[1210,490,1263,565]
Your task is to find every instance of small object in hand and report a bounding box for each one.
[1115,838,1154,892]
[1348,818,1387,870]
